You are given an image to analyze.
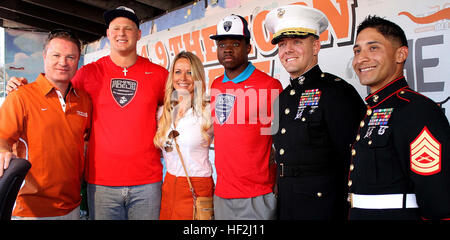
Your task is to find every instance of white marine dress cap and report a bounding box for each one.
[265,4,329,44]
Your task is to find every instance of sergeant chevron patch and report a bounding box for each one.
[410,126,441,175]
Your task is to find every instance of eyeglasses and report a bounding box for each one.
[164,130,180,152]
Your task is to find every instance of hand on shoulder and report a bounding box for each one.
[6,77,28,94]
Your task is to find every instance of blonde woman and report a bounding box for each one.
[154,51,214,220]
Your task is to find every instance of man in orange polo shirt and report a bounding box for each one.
[0,30,92,219]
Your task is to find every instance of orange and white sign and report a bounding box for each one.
[84,0,450,120]
[410,126,441,175]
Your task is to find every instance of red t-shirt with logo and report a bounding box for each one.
[72,56,168,186]
[210,68,282,198]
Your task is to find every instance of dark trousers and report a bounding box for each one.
[277,174,348,220]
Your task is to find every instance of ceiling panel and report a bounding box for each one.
[0,0,194,44]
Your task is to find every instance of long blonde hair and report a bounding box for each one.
[154,51,213,148]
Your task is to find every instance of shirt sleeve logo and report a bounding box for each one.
[215,93,236,125]
[110,78,138,107]
[410,126,441,176]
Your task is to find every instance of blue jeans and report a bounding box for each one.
[87,182,162,220]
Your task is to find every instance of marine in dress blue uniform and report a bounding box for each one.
[348,16,450,220]
[265,5,366,220]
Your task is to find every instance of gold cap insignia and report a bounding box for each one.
[277,8,285,18]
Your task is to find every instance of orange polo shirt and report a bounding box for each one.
[0,73,92,217]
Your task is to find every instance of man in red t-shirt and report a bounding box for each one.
[209,15,282,219]
[7,6,168,220]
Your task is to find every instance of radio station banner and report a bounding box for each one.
[84,0,449,117]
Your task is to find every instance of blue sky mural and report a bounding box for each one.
[4,29,84,84]
[5,29,46,83]
[140,0,207,36]
[1,28,4,100]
